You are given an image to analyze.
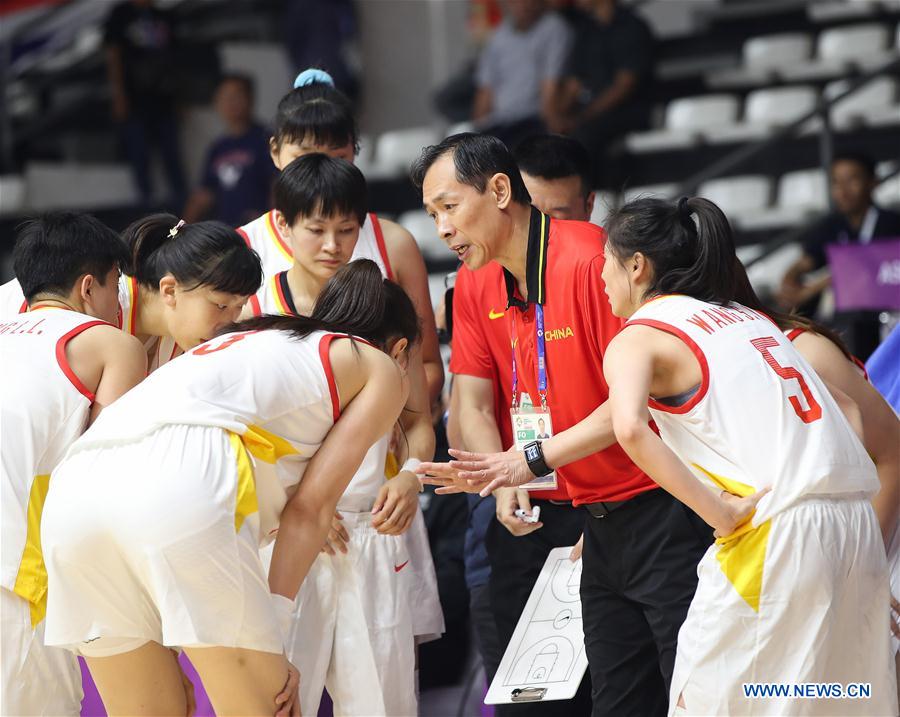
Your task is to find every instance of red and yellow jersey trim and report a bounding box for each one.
[266,210,294,264]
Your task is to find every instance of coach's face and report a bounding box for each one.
[422,153,508,271]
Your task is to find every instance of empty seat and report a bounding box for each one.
[398,209,447,260]
[696,175,772,227]
[781,23,891,81]
[446,121,475,137]
[624,95,740,153]
[621,183,679,205]
[826,76,900,128]
[24,162,137,211]
[875,162,900,208]
[707,33,812,89]
[704,86,818,144]
[739,169,828,231]
[373,127,441,178]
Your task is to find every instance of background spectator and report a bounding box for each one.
[104,0,187,210]
[779,152,900,358]
[182,74,275,226]
[551,0,655,186]
[473,0,572,148]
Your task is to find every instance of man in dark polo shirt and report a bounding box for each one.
[413,133,710,716]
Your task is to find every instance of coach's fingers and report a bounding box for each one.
[479,476,509,497]
[434,484,466,495]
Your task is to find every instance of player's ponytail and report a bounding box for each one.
[124,213,262,297]
[271,68,358,153]
[606,195,737,304]
[232,260,421,351]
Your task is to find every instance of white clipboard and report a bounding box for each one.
[485,546,588,705]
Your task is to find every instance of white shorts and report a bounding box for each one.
[670,496,897,716]
[42,424,282,657]
[281,511,417,717]
[404,508,445,643]
[1,588,82,716]
[888,518,900,655]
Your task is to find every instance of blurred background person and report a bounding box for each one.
[182,74,275,226]
[473,0,572,148]
[550,0,655,187]
[779,152,900,359]
[104,0,187,210]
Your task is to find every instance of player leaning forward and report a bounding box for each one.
[39,260,420,716]
[600,196,896,715]
[1,213,148,715]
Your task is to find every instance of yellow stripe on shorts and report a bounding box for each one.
[242,424,300,464]
[13,473,51,627]
[229,433,259,534]
[693,464,772,613]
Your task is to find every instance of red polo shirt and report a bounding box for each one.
[503,209,656,505]
[449,264,515,448]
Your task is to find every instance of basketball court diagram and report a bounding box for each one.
[486,547,589,703]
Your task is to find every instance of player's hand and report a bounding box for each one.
[569,534,584,562]
[321,511,349,555]
[890,595,900,640]
[714,488,770,538]
[372,471,418,536]
[496,487,543,537]
[275,661,301,717]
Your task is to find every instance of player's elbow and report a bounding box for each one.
[612,414,647,448]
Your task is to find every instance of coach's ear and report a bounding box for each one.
[159,274,178,308]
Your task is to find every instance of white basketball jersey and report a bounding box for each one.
[1,308,107,612]
[69,328,346,537]
[0,277,27,316]
[0,275,178,371]
[240,210,393,317]
[627,295,878,525]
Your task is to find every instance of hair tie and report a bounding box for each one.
[294,68,335,89]
[168,219,185,239]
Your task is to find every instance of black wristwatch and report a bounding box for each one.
[523,441,552,477]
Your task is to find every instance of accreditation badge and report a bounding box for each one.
[510,405,557,491]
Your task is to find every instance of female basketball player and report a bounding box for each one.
[40,260,419,717]
[0,215,262,370]
[599,196,895,715]
[248,152,441,715]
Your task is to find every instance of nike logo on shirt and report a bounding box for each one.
[394,560,409,572]
[488,309,505,320]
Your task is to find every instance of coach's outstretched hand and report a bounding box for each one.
[275,662,301,716]
[418,447,535,497]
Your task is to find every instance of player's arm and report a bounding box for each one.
[381,218,444,402]
[605,327,765,535]
[67,325,148,424]
[794,331,900,545]
[268,342,406,600]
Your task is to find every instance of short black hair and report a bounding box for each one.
[275,153,367,226]
[410,132,531,205]
[832,151,876,178]
[219,72,255,98]
[14,211,129,301]
[514,134,593,198]
[272,81,358,153]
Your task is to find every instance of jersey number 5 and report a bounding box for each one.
[750,337,822,423]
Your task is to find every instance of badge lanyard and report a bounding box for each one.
[511,304,548,411]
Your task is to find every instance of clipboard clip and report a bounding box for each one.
[510,687,547,702]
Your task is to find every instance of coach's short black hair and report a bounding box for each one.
[410,132,531,205]
[275,153,367,226]
[514,134,593,198]
[832,151,876,178]
[14,211,129,301]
